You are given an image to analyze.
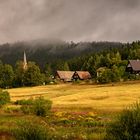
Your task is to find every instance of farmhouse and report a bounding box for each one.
[55,71,74,82]
[126,60,140,74]
[73,71,91,80]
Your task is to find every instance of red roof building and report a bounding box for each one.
[126,60,140,73]
[73,71,91,80]
[55,71,74,82]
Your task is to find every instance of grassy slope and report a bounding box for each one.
[1,81,140,140]
[8,81,140,112]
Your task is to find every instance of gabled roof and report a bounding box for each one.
[74,71,91,80]
[128,60,140,71]
[56,71,74,81]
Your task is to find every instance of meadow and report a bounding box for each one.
[9,81,140,112]
[1,81,140,140]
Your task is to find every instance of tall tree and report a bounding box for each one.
[14,61,25,87]
[1,64,14,88]
[23,62,44,86]
[63,62,70,71]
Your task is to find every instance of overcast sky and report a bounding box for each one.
[0,0,140,43]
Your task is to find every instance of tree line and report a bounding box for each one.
[0,61,45,88]
[46,41,140,83]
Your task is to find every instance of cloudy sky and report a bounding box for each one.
[0,0,140,43]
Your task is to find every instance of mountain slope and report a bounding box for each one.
[0,40,123,67]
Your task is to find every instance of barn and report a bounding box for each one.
[73,71,91,80]
[55,71,75,82]
[126,60,140,74]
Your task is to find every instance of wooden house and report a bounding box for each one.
[73,71,91,80]
[55,71,74,82]
[126,60,140,74]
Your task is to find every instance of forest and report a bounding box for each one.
[0,40,140,88]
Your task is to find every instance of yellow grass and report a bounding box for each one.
[8,82,140,111]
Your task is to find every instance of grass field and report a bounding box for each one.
[8,81,140,112]
[1,81,140,140]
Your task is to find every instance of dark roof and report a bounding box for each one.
[127,60,140,71]
[56,71,74,81]
[74,71,91,80]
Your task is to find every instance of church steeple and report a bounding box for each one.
[23,51,27,70]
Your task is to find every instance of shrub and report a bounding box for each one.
[0,91,10,107]
[20,97,52,117]
[20,105,33,114]
[106,102,140,140]
[4,106,20,113]
[33,97,52,117]
[97,69,112,84]
[15,98,34,105]
[12,120,50,140]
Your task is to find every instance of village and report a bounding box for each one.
[23,50,140,84]
[1,0,140,139]
[21,50,140,84]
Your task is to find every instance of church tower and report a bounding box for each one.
[23,51,28,70]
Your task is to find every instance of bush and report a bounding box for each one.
[33,97,52,117]
[20,105,33,114]
[12,120,50,140]
[97,69,112,83]
[4,106,20,113]
[15,98,34,105]
[0,91,10,107]
[106,102,140,140]
[20,97,52,117]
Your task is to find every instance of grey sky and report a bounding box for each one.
[0,0,140,43]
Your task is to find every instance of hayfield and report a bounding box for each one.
[8,81,140,112]
[0,81,140,140]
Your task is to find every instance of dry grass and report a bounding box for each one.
[8,81,140,112]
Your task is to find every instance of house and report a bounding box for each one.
[55,71,74,82]
[73,71,91,80]
[126,60,140,74]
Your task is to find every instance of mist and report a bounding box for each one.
[0,0,140,43]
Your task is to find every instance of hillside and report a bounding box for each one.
[0,39,123,68]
